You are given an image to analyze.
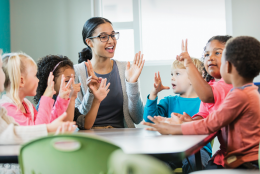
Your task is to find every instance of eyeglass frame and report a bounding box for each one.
[87,32,120,42]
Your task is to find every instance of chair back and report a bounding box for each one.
[19,134,120,174]
[108,149,173,174]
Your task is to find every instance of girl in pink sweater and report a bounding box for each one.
[144,36,260,169]
[0,53,72,126]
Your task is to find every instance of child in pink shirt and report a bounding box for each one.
[0,53,71,126]
[144,36,260,169]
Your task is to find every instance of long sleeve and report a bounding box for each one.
[0,107,48,144]
[192,102,210,118]
[143,95,169,122]
[35,96,55,125]
[49,96,70,122]
[125,80,144,124]
[182,90,248,135]
[75,89,94,115]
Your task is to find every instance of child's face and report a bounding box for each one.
[0,57,5,93]
[54,68,75,95]
[220,49,232,84]
[171,68,191,95]
[204,40,225,79]
[22,63,39,96]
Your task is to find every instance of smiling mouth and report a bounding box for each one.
[172,84,176,88]
[105,46,114,53]
[208,64,217,68]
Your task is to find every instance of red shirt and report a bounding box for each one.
[182,84,260,168]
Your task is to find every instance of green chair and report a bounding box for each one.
[108,149,173,174]
[19,134,120,174]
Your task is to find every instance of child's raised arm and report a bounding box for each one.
[176,39,214,103]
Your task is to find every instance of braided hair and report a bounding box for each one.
[34,55,74,104]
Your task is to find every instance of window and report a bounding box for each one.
[96,0,226,64]
[141,0,226,65]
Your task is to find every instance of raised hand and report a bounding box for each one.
[59,74,73,99]
[85,60,99,82]
[176,39,193,67]
[85,60,101,93]
[125,51,145,83]
[43,72,56,98]
[90,78,110,103]
[151,72,170,98]
[69,74,81,99]
[46,112,77,133]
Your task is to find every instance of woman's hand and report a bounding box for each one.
[85,60,101,92]
[176,39,193,67]
[59,75,73,99]
[46,112,77,133]
[149,71,170,100]
[43,72,56,98]
[90,78,110,103]
[125,51,145,83]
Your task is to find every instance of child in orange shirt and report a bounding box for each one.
[144,36,260,169]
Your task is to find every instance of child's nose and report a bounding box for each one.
[209,54,215,61]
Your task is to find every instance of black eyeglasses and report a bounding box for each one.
[87,32,120,42]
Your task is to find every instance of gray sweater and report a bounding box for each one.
[74,60,144,129]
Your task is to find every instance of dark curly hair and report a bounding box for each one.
[34,55,74,104]
[225,36,260,79]
[202,35,233,82]
[78,17,112,63]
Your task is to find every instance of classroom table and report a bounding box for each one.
[0,128,217,170]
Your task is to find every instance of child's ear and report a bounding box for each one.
[19,76,25,88]
[85,39,93,48]
[226,61,232,74]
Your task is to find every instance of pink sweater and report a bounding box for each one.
[0,95,69,126]
[192,78,233,166]
[182,84,260,168]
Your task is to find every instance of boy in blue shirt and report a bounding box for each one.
[143,58,211,174]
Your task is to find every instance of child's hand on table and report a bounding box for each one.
[171,112,193,123]
[142,116,182,135]
[176,39,194,67]
[46,112,77,134]
[149,71,170,100]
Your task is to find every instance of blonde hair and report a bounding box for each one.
[2,53,36,109]
[172,57,204,75]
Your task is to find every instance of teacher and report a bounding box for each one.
[74,17,144,130]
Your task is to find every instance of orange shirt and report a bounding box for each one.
[182,84,260,168]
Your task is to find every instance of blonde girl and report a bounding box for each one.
[0,53,72,125]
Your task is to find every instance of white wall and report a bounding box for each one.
[10,0,92,64]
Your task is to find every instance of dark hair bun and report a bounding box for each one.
[78,47,92,63]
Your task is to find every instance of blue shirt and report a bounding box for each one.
[89,60,124,128]
[143,95,212,156]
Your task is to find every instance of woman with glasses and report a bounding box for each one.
[74,17,145,130]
